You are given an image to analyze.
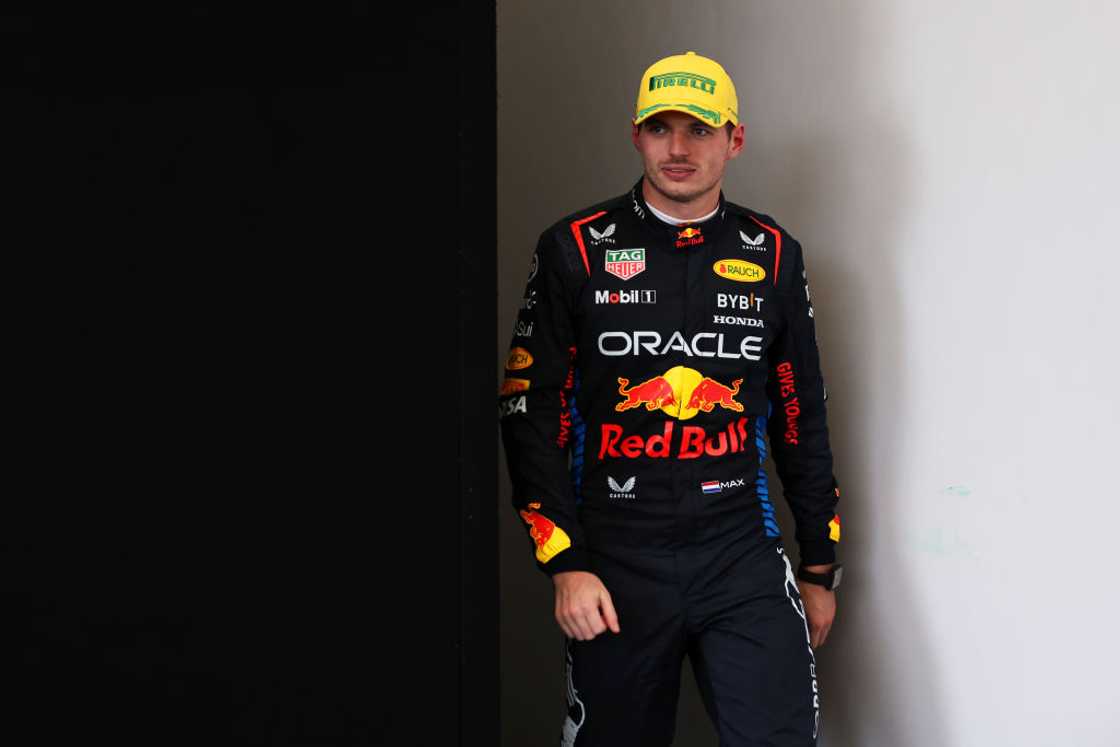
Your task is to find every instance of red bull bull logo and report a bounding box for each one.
[519,501,573,563]
[687,377,744,413]
[675,226,704,248]
[613,366,741,420]
[615,376,676,412]
[828,514,841,542]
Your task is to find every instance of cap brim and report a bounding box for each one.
[633,102,735,127]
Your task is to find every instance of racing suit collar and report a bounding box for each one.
[628,175,729,238]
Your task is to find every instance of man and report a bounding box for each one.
[499,50,843,746]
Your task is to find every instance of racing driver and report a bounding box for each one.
[499,50,844,746]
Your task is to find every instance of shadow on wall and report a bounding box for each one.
[731,10,946,747]
[745,10,943,746]
[776,126,944,747]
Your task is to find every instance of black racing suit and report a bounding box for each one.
[499,176,842,746]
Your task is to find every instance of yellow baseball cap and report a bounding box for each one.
[633,50,739,128]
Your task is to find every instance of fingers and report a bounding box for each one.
[555,595,597,640]
[562,609,599,641]
[555,586,621,641]
[584,609,608,638]
[798,584,837,649]
[556,599,590,640]
[809,620,832,649]
[600,591,621,634]
[554,598,573,639]
[571,601,607,640]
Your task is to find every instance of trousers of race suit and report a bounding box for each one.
[557,541,821,747]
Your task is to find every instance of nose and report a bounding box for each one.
[668,128,689,158]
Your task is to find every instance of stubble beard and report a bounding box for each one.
[646,162,721,208]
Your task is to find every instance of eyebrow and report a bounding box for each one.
[645,117,713,131]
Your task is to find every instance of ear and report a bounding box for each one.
[631,122,641,149]
[727,123,745,159]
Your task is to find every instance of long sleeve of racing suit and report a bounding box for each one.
[499,229,591,577]
[763,230,842,566]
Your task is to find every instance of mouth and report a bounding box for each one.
[661,165,695,180]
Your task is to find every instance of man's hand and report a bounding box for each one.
[797,564,837,649]
[552,570,621,641]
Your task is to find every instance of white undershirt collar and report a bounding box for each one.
[645,200,720,226]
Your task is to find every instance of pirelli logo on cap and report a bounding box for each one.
[648,72,717,95]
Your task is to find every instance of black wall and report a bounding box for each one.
[8,4,496,745]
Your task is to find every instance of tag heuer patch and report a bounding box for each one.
[604,248,646,281]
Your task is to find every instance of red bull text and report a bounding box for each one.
[599,417,751,460]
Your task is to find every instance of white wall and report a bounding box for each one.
[498,2,1120,745]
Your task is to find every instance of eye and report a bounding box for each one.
[693,127,712,137]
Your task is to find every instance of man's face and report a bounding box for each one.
[631,111,744,207]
